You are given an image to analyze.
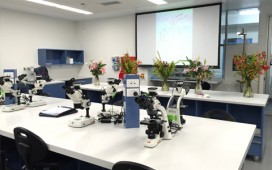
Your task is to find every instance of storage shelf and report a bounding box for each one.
[38,49,84,66]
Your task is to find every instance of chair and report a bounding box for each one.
[112,161,155,170]
[0,136,17,170]
[13,127,71,170]
[201,81,211,90]
[203,109,236,122]
[34,66,52,82]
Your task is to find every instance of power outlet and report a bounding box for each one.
[126,79,139,88]
[126,88,140,97]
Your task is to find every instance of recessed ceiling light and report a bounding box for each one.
[147,0,167,5]
[26,0,93,15]
[239,8,259,15]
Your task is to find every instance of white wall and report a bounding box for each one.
[77,15,137,82]
[0,8,81,79]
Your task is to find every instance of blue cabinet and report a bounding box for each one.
[43,78,91,99]
[43,82,66,98]
[38,49,84,65]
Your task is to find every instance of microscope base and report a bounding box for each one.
[28,100,46,107]
[68,116,95,128]
[2,104,25,112]
[144,135,162,148]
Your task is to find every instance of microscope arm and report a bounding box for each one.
[157,105,172,140]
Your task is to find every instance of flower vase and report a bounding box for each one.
[162,80,169,91]
[93,75,100,85]
[195,80,203,95]
[243,80,253,98]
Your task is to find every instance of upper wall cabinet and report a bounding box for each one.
[38,49,84,65]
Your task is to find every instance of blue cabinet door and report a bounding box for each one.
[43,83,65,98]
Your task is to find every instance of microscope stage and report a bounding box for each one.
[144,135,162,148]
[68,116,95,128]
[2,104,25,112]
[28,100,46,107]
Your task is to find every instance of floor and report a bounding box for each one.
[244,99,272,170]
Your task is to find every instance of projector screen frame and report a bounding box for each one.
[135,3,222,68]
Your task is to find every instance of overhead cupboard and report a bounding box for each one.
[38,49,84,65]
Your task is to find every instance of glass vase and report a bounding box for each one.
[195,80,203,95]
[93,75,100,86]
[243,80,253,98]
[162,80,169,91]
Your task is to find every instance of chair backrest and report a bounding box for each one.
[13,127,48,168]
[201,81,211,90]
[34,66,51,82]
[112,161,155,170]
[203,109,236,122]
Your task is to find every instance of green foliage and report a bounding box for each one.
[152,53,180,81]
[120,53,142,74]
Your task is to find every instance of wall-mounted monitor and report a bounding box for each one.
[136,3,221,67]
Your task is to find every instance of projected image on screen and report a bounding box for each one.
[136,4,221,67]
[156,9,193,60]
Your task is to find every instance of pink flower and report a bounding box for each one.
[184,68,190,73]
[90,62,98,70]
[202,65,209,71]
[101,67,106,74]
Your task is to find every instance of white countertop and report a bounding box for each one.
[43,77,91,85]
[80,83,124,92]
[81,84,269,107]
[45,80,65,85]
[185,89,269,107]
[80,83,173,97]
[150,78,223,85]
[0,96,255,170]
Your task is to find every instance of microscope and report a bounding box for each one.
[98,79,122,122]
[166,81,189,128]
[134,87,172,148]
[63,78,95,128]
[0,76,25,112]
[19,67,47,107]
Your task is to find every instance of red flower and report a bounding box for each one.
[262,65,270,71]
[233,51,270,81]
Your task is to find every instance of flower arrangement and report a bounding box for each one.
[183,57,213,94]
[183,57,213,81]
[120,53,142,74]
[233,51,270,97]
[87,59,106,85]
[153,53,179,91]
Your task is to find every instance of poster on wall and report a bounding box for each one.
[112,56,120,71]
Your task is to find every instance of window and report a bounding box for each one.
[225,8,260,45]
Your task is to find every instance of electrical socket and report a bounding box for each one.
[126,79,139,88]
[126,88,140,97]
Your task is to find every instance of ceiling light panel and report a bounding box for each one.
[26,0,93,15]
[147,0,168,5]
